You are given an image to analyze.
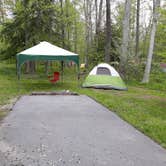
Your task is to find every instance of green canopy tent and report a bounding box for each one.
[16,41,79,80]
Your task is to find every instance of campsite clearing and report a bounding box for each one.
[0,62,166,149]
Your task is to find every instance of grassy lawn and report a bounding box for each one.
[0,61,166,148]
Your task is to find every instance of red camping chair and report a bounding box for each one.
[48,72,60,83]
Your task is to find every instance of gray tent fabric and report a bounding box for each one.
[97,67,111,75]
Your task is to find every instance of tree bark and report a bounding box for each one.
[135,0,140,61]
[120,0,131,75]
[95,0,98,35]
[104,0,111,63]
[74,14,77,52]
[142,0,161,83]
[0,0,5,23]
[84,0,92,66]
[142,17,152,59]
[97,0,103,32]
[60,0,65,48]
[45,0,54,75]
[65,0,70,49]
[29,61,36,74]
[89,0,93,45]
[23,0,31,74]
[96,0,103,50]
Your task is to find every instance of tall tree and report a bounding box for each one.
[83,0,93,66]
[0,0,5,23]
[65,0,70,49]
[142,0,161,83]
[120,0,131,75]
[135,0,140,60]
[155,7,166,60]
[95,0,103,50]
[97,0,103,33]
[1,0,56,60]
[95,0,98,35]
[45,0,55,74]
[104,0,111,62]
[60,0,65,47]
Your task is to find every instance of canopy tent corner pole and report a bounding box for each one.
[16,54,21,93]
[16,54,21,80]
[61,61,64,83]
[77,61,80,88]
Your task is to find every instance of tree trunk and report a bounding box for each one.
[143,17,153,58]
[142,0,161,83]
[45,61,50,75]
[89,0,93,45]
[135,0,140,61]
[74,14,77,52]
[25,61,30,73]
[96,0,103,50]
[120,0,131,75]
[104,0,111,63]
[29,61,36,74]
[25,61,36,74]
[23,0,31,74]
[95,0,98,35]
[0,0,5,23]
[84,0,92,66]
[98,0,103,31]
[65,0,70,49]
[60,0,65,47]
[45,0,54,75]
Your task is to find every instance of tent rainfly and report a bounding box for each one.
[16,41,79,79]
[82,63,127,90]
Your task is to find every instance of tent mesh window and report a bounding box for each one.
[96,67,111,75]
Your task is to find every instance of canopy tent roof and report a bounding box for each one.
[19,41,78,56]
[17,41,79,79]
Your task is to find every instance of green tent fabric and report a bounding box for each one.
[82,63,127,90]
[16,41,79,79]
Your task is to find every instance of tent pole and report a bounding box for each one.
[77,63,80,88]
[61,61,64,83]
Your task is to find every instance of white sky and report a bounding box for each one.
[111,0,165,27]
[5,0,166,28]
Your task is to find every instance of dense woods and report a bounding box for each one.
[0,0,166,83]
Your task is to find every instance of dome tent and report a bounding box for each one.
[82,63,127,90]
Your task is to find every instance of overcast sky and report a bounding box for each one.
[111,0,166,27]
[6,0,166,28]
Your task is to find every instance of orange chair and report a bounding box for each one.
[48,72,60,83]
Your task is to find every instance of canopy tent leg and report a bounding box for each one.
[77,63,80,87]
[17,60,21,80]
[16,63,21,92]
[61,61,64,82]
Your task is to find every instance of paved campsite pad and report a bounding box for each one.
[0,95,166,166]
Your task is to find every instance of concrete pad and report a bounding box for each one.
[0,95,166,166]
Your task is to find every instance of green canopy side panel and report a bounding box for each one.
[17,54,79,79]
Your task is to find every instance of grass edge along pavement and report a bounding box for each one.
[0,62,166,149]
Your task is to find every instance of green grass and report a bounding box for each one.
[0,61,166,148]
